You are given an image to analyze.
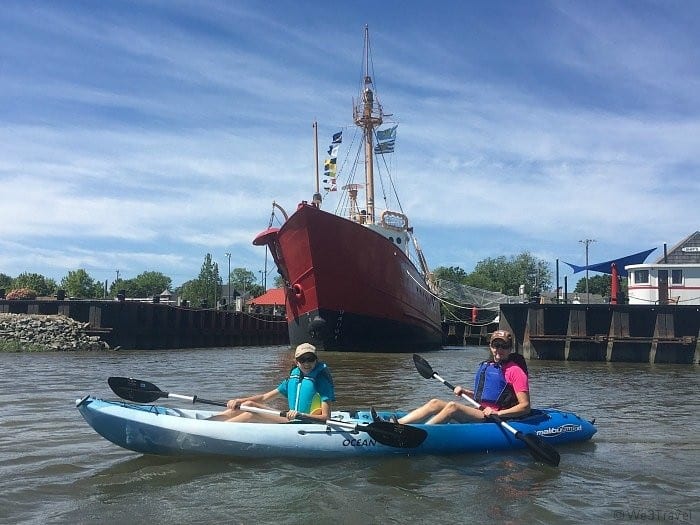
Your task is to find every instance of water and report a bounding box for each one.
[1,346,698,524]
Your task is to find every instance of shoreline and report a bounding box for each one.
[0,313,111,352]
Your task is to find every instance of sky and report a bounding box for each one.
[2,0,699,291]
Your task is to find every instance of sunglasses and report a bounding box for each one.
[491,342,511,350]
[297,355,317,364]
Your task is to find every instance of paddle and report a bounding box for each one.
[411,355,561,467]
[107,376,426,449]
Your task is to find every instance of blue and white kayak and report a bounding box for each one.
[76,396,596,458]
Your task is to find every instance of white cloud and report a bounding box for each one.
[1,1,698,286]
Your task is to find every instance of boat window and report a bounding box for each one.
[396,237,402,244]
[671,269,683,285]
[634,270,649,284]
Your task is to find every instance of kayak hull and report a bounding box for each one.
[77,397,596,458]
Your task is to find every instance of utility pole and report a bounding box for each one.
[225,252,231,310]
[579,239,596,303]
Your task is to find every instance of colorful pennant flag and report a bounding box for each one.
[374,140,395,154]
[376,125,397,142]
[323,131,342,188]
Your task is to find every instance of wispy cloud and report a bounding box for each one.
[1,1,698,286]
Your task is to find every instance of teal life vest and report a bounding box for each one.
[286,362,331,413]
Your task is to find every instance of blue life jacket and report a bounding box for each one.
[473,357,526,409]
[286,362,331,413]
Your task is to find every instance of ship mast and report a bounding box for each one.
[353,26,382,225]
[312,121,322,207]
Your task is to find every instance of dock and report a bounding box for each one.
[499,303,700,364]
[0,299,289,350]
[442,320,499,346]
[3,299,698,362]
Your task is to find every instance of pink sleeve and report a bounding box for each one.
[504,364,529,393]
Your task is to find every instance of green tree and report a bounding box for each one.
[433,266,469,283]
[462,272,497,290]
[230,267,256,296]
[109,271,172,298]
[248,283,265,298]
[273,274,285,289]
[60,269,104,298]
[108,278,127,297]
[0,273,15,292]
[575,274,607,296]
[177,279,200,306]
[470,252,552,296]
[178,254,221,307]
[574,274,628,299]
[11,272,58,296]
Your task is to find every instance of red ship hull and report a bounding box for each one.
[254,203,442,352]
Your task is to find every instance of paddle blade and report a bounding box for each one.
[412,354,436,380]
[108,376,165,403]
[365,421,427,448]
[518,432,561,467]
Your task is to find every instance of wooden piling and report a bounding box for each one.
[500,303,698,364]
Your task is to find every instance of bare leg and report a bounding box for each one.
[427,401,485,424]
[207,401,286,423]
[397,399,449,424]
[224,411,287,423]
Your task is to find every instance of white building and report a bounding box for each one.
[626,231,700,305]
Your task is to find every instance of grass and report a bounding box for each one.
[0,339,50,352]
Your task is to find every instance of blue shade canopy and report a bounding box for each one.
[563,248,657,277]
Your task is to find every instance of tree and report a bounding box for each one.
[273,274,285,289]
[108,278,127,297]
[230,267,256,296]
[0,273,13,292]
[60,269,104,298]
[177,279,200,306]
[177,254,221,307]
[470,252,552,296]
[433,266,469,284]
[462,272,498,291]
[11,272,58,296]
[109,271,172,298]
[574,274,628,299]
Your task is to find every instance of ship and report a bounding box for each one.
[253,27,442,352]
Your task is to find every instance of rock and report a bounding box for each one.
[0,313,111,352]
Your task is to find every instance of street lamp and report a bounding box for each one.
[224,252,231,310]
[579,239,596,303]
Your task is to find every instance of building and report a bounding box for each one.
[249,288,286,316]
[626,231,700,305]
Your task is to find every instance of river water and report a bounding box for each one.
[1,345,697,524]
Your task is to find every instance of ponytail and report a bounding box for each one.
[506,352,529,376]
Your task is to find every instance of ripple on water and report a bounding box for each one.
[0,348,698,525]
